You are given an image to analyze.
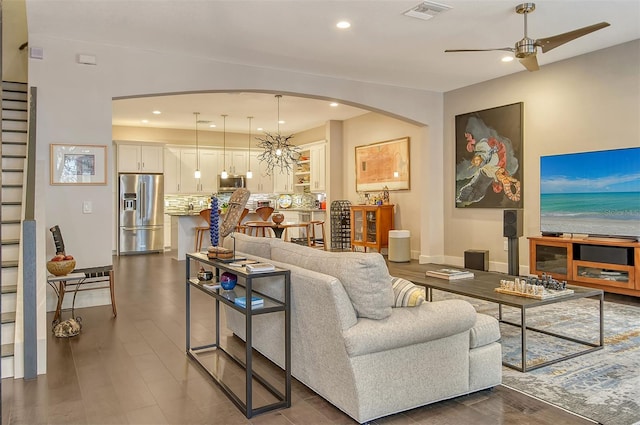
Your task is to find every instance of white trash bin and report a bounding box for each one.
[388,230,410,262]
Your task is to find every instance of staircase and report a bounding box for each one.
[1,81,28,378]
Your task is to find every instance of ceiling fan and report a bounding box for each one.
[445,2,610,71]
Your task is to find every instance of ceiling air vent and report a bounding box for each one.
[403,1,452,21]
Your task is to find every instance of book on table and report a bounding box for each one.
[245,262,276,273]
[234,296,264,308]
[425,268,475,280]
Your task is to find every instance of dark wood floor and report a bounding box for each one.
[1,252,599,425]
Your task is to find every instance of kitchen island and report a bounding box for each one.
[167,211,208,260]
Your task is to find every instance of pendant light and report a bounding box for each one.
[256,94,300,176]
[220,114,228,179]
[246,116,253,179]
[193,112,201,179]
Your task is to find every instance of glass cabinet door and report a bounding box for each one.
[535,244,568,275]
[366,211,377,243]
[353,209,364,243]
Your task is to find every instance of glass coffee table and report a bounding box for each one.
[395,267,604,372]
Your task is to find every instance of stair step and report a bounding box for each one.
[1,285,17,295]
[1,260,18,268]
[1,219,21,224]
[1,172,24,186]
[2,90,27,102]
[1,187,24,203]
[1,239,19,246]
[1,100,28,111]
[2,131,27,143]
[1,144,27,157]
[1,201,22,206]
[2,110,27,121]
[1,312,16,325]
[1,120,28,132]
[1,322,15,346]
[1,245,19,262]
[1,343,14,358]
[2,157,26,169]
[1,268,18,286]
[2,81,28,91]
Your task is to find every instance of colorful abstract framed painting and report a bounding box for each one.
[50,144,107,185]
[455,103,523,208]
[355,137,410,192]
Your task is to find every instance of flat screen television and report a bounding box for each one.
[540,147,640,240]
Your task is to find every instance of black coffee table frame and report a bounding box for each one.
[395,268,604,372]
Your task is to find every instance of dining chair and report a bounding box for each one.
[308,220,327,250]
[194,208,211,251]
[282,222,311,246]
[235,208,250,234]
[255,206,274,221]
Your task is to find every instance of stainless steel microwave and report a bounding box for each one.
[218,174,246,192]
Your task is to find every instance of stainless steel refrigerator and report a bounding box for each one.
[118,173,164,255]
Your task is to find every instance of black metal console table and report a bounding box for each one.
[185,253,291,418]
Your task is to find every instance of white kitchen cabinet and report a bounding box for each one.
[118,144,164,173]
[246,152,273,193]
[198,148,221,193]
[164,147,180,193]
[164,147,220,194]
[273,169,294,193]
[309,143,326,192]
[218,150,248,176]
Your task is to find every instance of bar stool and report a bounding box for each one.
[309,220,327,250]
[282,223,311,246]
[194,208,211,251]
[235,208,250,234]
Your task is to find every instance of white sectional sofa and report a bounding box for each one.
[222,233,502,423]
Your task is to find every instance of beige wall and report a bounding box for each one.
[343,112,426,257]
[443,40,640,272]
[2,0,28,82]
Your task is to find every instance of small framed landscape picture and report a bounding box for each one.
[50,144,107,185]
[355,137,410,191]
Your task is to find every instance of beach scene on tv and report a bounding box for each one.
[540,147,640,240]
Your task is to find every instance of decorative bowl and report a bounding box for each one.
[197,270,214,281]
[47,259,76,276]
[272,213,285,224]
[220,272,237,290]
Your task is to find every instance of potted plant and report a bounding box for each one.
[220,202,229,214]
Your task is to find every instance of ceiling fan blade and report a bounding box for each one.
[519,55,539,72]
[536,22,610,53]
[445,48,513,53]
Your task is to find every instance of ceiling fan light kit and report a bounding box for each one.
[444,2,610,72]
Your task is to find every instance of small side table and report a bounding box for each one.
[47,266,116,322]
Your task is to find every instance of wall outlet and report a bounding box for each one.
[503,239,509,251]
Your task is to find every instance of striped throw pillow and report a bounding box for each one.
[391,277,425,307]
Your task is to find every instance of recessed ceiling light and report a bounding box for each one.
[141,119,149,124]
[330,102,339,107]
[278,120,285,124]
[209,124,216,128]
[336,21,351,29]
[257,127,264,131]
[502,56,514,62]
[152,110,161,115]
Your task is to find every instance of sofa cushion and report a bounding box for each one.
[222,232,274,259]
[343,299,477,357]
[391,277,425,307]
[271,241,394,320]
[469,313,501,349]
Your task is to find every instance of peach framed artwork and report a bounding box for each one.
[50,144,107,185]
[355,137,410,191]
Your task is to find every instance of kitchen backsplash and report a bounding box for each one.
[164,192,324,213]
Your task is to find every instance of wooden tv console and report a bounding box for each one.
[529,236,640,297]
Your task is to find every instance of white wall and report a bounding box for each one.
[443,40,640,272]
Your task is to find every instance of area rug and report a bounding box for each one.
[431,290,640,425]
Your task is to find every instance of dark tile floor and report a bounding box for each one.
[1,252,596,424]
